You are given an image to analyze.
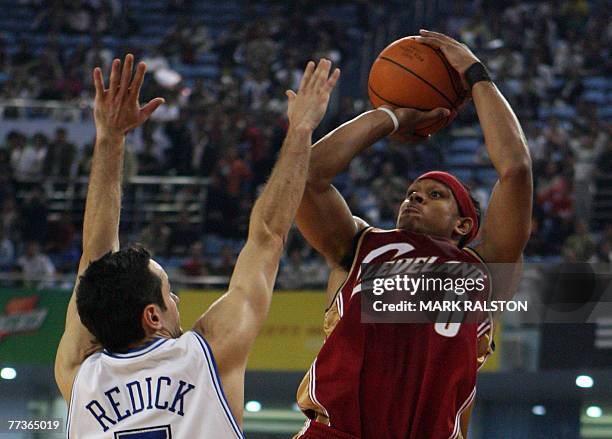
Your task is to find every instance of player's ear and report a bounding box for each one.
[142,303,163,332]
[454,217,473,240]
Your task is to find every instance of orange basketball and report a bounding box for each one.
[368,37,467,138]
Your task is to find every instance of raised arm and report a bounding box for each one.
[416,30,533,264]
[194,59,340,423]
[297,107,450,268]
[54,55,164,402]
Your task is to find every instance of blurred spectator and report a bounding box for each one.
[536,162,573,220]
[0,228,15,270]
[562,219,596,262]
[191,129,218,177]
[211,245,235,276]
[205,174,237,236]
[137,139,163,176]
[138,213,171,257]
[46,212,76,253]
[559,0,590,35]
[11,40,35,69]
[169,212,200,255]
[215,148,252,197]
[372,162,407,202]
[0,148,12,179]
[77,143,94,176]
[596,225,612,263]
[542,118,569,150]
[242,70,272,110]
[164,114,194,175]
[569,131,604,222]
[17,241,55,288]
[85,38,113,73]
[1,197,20,242]
[123,142,138,181]
[524,217,547,257]
[557,66,584,106]
[180,242,208,276]
[64,1,94,34]
[44,128,76,177]
[524,121,547,163]
[10,132,48,181]
[20,186,48,244]
[596,137,612,177]
[54,65,85,100]
[279,249,317,289]
[241,22,277,72]
[468,177,490,211]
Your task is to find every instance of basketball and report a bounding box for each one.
[368,37,467,137]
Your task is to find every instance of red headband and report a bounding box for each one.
[415,171,479,243]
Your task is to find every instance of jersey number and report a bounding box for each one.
[434,322,461,338]
[115,425,172,439]
[434,288,462,338]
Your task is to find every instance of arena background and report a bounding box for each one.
[0,0,610,437]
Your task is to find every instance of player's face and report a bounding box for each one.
[150,260,183,339]
[396,179,461,240]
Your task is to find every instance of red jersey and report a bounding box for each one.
[296,228,493,439]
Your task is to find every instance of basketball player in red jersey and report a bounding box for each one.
[293,30,533,439]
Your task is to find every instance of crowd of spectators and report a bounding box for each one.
[441,0,611,263]
[0,0,610,288]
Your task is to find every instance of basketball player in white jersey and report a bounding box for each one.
[54,54,340,438]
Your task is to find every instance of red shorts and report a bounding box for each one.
[296,420,359,439]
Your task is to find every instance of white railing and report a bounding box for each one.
[14,175,211,230]
[0,98,93,122]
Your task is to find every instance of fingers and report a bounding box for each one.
[285,89,297,101]
[130,61,147,102]
[101,55,146,103]
[108,58,121,97]
[419,29,464,48]
[139,97,165,121]
[414,36,443,49]
[302,59,339,94]
[395,106,450,128]
[420,29,454,42]
[313,59,332,90]
[93,67,104,97]
[298,61,315,91]
[323,67,340,94]
[418,107,451,123]
[117,54,134,102]
[427,107,451,118]
[299,59,338,93]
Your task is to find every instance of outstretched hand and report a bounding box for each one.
[286,59,340,132]
[93,54,165,140]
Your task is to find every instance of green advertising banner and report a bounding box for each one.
[0,288,71,364]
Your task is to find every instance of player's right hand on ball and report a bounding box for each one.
[286,59,340,132]
[93,54,165,141]
[387,106,450,142]
[415,30,481,87]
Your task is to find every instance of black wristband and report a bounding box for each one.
[465,62,492,89]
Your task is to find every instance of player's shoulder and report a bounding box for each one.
[167,331,214,357]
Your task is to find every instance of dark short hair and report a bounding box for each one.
[76,245,165,352]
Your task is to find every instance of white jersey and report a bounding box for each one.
[67,331,244,438]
